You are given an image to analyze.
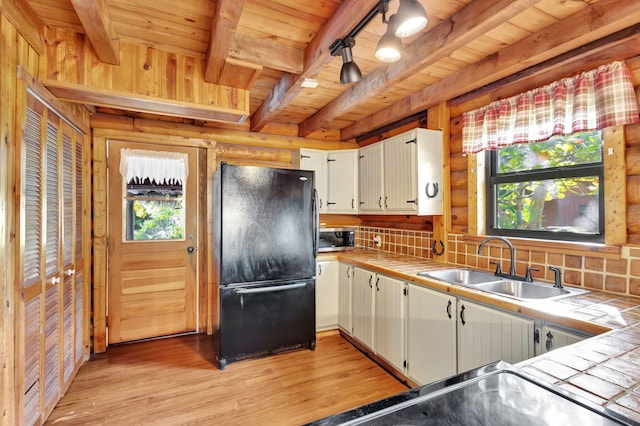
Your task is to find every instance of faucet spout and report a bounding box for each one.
[477,236,516,278]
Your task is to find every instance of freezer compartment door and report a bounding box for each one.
[217,164,316,285]
[218,279,316,367]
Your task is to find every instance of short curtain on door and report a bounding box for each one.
[462,61,640,154]
[119,148,189,184]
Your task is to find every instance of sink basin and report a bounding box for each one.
[418,268,502,285]
[418,268,589,302]
[475,280,589,302]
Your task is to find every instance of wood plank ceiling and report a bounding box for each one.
[25,0,640,141]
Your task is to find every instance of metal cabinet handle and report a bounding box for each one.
[351,199,355,209]
[546,331,554,351]
[375,277,380,292]
[368,276,372,288]
[460,304,466,326]
[318,264,323,276]
[384,196,388,208]
[446,300,452,319]
[378,197,382,208]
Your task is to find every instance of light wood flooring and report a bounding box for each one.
[46,331,408,425]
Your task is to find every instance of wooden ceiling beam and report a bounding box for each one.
[69,0,120,65]
[249,0,380,133]
[297,0,538,138]
[204,0,246,84]
[229,33,303,74]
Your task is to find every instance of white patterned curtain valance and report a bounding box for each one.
[119,149,188,185]
[462,61,640,154]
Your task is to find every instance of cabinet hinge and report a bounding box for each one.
[327,159,337,162]
[403,360,408,369]
[301,154,311,159]
[405,139,417,145]
[403,287,408,296]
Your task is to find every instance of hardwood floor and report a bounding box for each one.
[46,331,408,425]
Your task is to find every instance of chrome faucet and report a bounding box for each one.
[477,236,516,278]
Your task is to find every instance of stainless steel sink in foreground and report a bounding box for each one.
[308,361,633,425]
[418,268,589,302]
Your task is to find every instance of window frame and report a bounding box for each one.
[485,139,605,243]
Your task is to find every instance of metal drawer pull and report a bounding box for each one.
[446,300,452,319]
[236,282,307,294]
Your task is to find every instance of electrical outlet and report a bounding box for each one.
[373,235,381,247]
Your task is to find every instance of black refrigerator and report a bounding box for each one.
[213,163,318,369]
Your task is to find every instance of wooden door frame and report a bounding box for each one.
[92,129,216,353]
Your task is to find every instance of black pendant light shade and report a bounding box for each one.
[340,46,363,84]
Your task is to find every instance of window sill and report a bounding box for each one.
[462,235,622,259]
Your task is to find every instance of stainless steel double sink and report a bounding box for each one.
[418,268,589,302]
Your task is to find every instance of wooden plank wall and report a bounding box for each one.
[0,13,42,426]
[40,27,250,122]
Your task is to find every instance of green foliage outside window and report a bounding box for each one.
[491,131,603,238]
[129,199,184,240]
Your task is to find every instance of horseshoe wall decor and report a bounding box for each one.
[432,240,445,256]
[425,182,439,199]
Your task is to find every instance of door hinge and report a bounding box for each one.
[106,316,109,328]
[405,139,417,145]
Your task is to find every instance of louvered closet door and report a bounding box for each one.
[20,90,87,425]
[22,98,44,426]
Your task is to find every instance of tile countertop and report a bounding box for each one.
[321,249,640,423]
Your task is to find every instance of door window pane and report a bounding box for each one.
[124,179,184,241]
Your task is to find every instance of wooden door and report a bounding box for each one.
[327,150,358,213]
[384,133,417,212]
[406,285,456,385]
[108,141,198,344]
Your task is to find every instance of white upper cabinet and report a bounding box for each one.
[358,143,384,213]
[358,128,443,215]
[297,148,328,213]
[327,149,359,214]
[385,128,443,215]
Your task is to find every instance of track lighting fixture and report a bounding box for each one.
[339,37,362,84]
[330,0,428,83]
[375,14,402,62]
[394,0,429,38]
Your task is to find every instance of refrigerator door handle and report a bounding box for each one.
[235,282,308,294]
[313,188,319,258]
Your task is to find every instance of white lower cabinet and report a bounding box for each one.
[352,267,375,348]
[539,324,586,354]
[338,263,353,336]
[374,274,405,372]
[316,260,339,330]
[406,284,457,385]
[457,300,535,373]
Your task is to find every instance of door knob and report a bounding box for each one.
[187,246,195,253]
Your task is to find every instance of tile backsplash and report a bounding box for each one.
[355,226,640,298]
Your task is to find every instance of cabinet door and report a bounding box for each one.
[299,149,328,213]
[415,129,444,215]
[316,261,339,330]
[374,275,405,371]
[327,150,358,213]
[338,263,353,335]
[406,285,456,385]
[358,143,384,213]
[541,325,585,354]
[383,134,417,212]
[352,267,374,348]
[457,301,534,373]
